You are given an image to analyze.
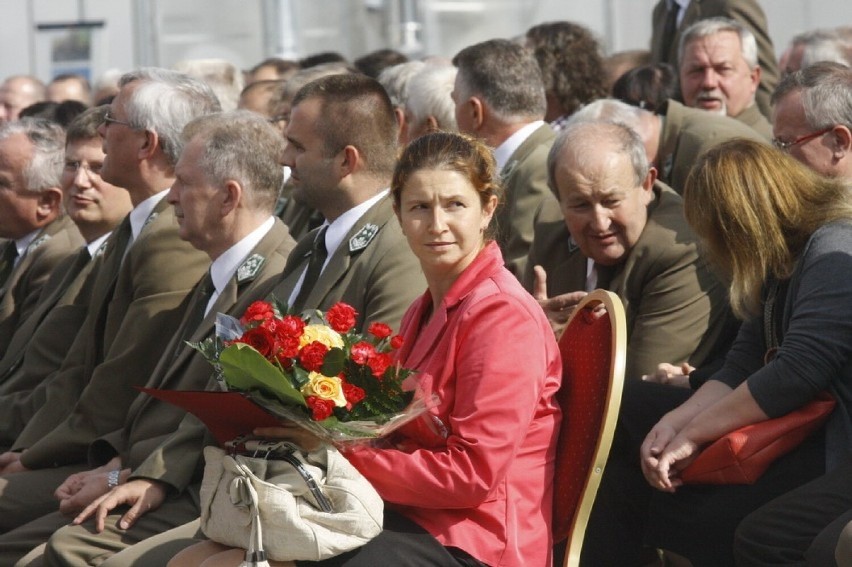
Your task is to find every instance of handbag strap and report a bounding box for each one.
[233,459,271,567]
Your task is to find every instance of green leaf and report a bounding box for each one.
[291,365,310,388]
[219,344,306,406]
[320,347,346,377]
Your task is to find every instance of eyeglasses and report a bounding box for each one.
[103,111,134,129]
[772,127,833,152]
[63,161,103,176]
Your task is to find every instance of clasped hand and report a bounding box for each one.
[640,422,699,492]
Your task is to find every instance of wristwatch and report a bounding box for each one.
[107,469,121,489]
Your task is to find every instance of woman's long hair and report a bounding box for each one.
[684,138,852,319]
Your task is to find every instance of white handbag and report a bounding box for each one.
[199,439,384,565]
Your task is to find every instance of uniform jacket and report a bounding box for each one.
[526,182,738,380]
[735,103,773,140]
[650,0,779,117]
[345,242,562,567]
[17,198,210,468]
[89,220,295,477]
[658,99,766,194]
[0,216,84,358]
[130,195,425,493]
[496,123,562,279]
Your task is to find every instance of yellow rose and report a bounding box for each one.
[299,324,345,350]
[301,372,347,407]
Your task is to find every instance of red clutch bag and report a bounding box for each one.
[680,394,836,485]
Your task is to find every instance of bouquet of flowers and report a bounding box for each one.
[191,298,424,443]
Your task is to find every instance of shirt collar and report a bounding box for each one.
[323,189,388,263]
[209,216,276,295]
[86,232,112,257]
[493,121,546,171]
[13,229,41,262]
[128,190,169,242]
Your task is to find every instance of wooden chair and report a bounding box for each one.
[552,289,627,567]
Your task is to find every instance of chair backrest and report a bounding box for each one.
[552,289,627,567]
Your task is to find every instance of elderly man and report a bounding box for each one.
[0,107,131,445]
[46,74,93,105]
[0,119,84,355]
[527,121,733,382]
[403,63,458,142]
[28,74,426,566]
[576,97,764,194]
[770,62,852,180]
[452,38,561,278]
[0,68,217,535]
[678,17,772,139]
[779,28,852,75]
[0,76,45,123]
[0,110,297,566]
[650,0,778,117]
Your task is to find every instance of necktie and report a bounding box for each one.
[0,242,20,294]
[660,1,681,63]
[175,272,215,359]
[291,226,328,312]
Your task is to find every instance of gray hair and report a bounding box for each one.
[119,67,222,166]
[679,17,759,69]
[568,98,646,133]
[452,39,547,122]
[377,60,426,108]
[172,58,245,111]
[772,61,852,129]
[791,29,852,69]
[406,65,458,132]
[181,110,285,214]
[0,118,64,191]
[548,120,649,195]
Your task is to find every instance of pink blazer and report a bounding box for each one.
[345,242,562,567]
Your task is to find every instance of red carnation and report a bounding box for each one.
[278,315,306,338]
[236,326,277,359]
[390,335,404,349]
[343,383,366,409]
[278,335,301,359]
[306,396,335,421]
[299,341,329,372]
[326,302,357,333]
[240,300,275,325]
[368,322,393,340]
[350,341,377,365]
[367,352,392,378]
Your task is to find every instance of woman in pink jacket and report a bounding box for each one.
[175,131,562,567]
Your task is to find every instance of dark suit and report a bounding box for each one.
[658,99,767,194]
[0,220,297,566]
[526,182,737,381]
[496,123,562,279]
[650,0,779,118]
[0,216,84,358]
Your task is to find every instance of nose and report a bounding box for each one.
[97,122,107,137]
[73,166,93,187]
[428,207,448,233]
[166,184,179,204]
[701,69,718,89]
[590,205,612,232]
[281,143,295,168]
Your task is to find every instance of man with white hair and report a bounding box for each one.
[403,64,458,142]
[678,17,772,139]
[779,28,852,76]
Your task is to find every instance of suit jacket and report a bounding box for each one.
[0,216,84,358]
[0,247,102,445]
[658,99,766,194]
[129,194,426,494]
[650,0,779,117]
[526,182,738,381]
[345,242,561,567]
[496,123,562,279]
[89,220,296,476]
[735,102,773,140]
[17,198,210,468]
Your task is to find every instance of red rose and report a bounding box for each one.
[390,335,404,349]
[278,315,306,338]
[343,383,366,409]
[350,341,376,365]
[299,341,329,372]
[240,300,275,325]
[368,322,393,340]
[306,396,335,421]
[236,326,277,359]
[326,302,357,333]
[367,352,392,378]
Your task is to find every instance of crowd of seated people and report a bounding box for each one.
[0,1,851,565]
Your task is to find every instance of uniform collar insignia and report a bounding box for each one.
[501,159,518,179]
[349,223,379,253]
[142,211,158,231]
[567,235,579,253]
[28,234,51,252]
[237,254,265,283]
[662,154,674,183]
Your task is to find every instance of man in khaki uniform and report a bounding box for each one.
[0,68,218,534]
[0,107,132,447]
[28,74,425,566]
[0,119,85,356]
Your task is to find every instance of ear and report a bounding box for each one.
[137,129,160,160]
[481,194,498,230]
[339,145,361,178]
[640,167,657,205]
[469,96,485,131]
[36,187,63,220]
[830,125,852,159]
[749,65,762,93]
[221,179,242,216]
[426,115,439,133]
